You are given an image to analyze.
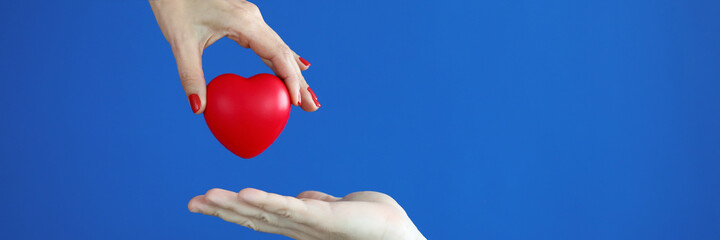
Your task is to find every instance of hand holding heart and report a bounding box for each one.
[150,1,428,239]
[150,0,320,114]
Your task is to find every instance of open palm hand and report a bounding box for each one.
[188,188,425,240]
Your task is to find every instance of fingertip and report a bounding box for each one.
[188,206,200,213]
[299,86,320,112]
[187,95,207,114]
[296,191,315,199]
[197,95,207,114]
[188,94,201,114]
[301,105,319,112]
[204,188,232,204]
[238,187,265,202]
[299,57,311,69]
[297,191,339,202]
[188,195,205,213]
[307,87,320,108]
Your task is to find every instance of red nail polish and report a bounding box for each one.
[307,87,320,108]
[299,57,311,67]
[189,94,201,113]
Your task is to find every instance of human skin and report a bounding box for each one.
[149,0,320,114]
[188,188,427,240]
[150,1,425,238]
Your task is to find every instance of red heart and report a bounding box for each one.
[204,73,291,159]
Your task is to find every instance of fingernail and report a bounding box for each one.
[299,57,311,67]
[189,94,201,113]
[307,87,320,108]
[297,90,302,106]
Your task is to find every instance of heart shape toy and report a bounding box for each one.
[204,73,291,159]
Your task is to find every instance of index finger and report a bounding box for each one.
[233,24,305,107]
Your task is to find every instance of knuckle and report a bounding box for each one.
[275,209,292,218]
[278,48,294,59]
[370,191,399,204]
[209,209,221,217]
[204,188,224,203]
[377,192,394,200]
[239,219,258,231]
[230,1,261,20]
[376,193,401,206]
[237,188,256,202]
[257,212,275,225]
[178,71,201,84]
[242,1,260,14]
[238,188,252,195]
[254,202,266,211]
[233,38,251,48]
[297,191,313,199]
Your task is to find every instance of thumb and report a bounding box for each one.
[172,42,207,114]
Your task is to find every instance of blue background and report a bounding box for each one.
[1,0,719,239]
